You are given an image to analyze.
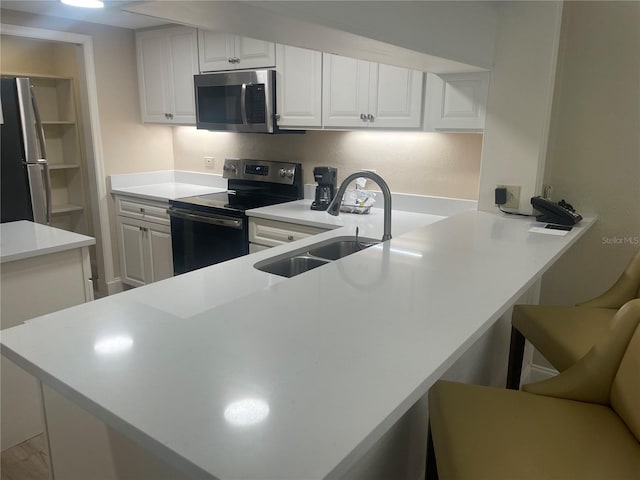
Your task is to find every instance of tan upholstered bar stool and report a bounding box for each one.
[426,298,640,480]
[506,248,640,389]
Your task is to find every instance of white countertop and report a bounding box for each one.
[0,221,95,263]
[247,199,444,233]
[0,211,594,479]
[109,170,228,202]
[110,183,226,202]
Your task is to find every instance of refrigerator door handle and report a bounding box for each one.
[29,84,52,224]
[39,160,52,224]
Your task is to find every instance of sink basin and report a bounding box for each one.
[308,237,378,260]
[254,235,379,278]
[254,255,329,278]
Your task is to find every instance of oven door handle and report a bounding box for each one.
[167,208,243,230]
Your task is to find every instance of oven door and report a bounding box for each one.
[168,207,248,275]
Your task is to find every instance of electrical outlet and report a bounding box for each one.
[358,169,376,188]
[497,184,521,209]
[204,156,215,168]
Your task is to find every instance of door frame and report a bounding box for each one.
[1,23,115,296]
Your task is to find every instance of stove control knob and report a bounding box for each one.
[279,168,294,179]
[223,164,237,174]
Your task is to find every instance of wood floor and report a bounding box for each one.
[1,434,49,480]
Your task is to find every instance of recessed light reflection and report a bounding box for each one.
[94,335,134,355]
[372,245,424,258]
[224,398,270,427]
[61,0,104,8]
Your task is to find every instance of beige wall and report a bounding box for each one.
[541,1,640,304]
[173,128,482,200]
[1,35,59,74]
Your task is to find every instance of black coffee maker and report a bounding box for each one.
[310,166,338,211]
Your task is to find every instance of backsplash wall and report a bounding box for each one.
[172,128,482,200]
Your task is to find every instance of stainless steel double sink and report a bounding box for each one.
[254,236,378,278]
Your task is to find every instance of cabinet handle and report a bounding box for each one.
[165,113,170,119]
[287,235,294,241]
[234,57,240,64]
[360,113,367,120]
[140,208,145,214]
[367,114,375,121]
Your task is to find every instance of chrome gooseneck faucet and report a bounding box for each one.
[326,171,392,242]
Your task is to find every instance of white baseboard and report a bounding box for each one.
[527,364,558,384]
[106,278,124,296]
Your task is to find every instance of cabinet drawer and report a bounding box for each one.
[116,196,170,226]
[249,218,327,247]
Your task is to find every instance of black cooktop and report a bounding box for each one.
[170,191,294,215]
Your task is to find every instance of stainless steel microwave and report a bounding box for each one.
[194,70,275,133]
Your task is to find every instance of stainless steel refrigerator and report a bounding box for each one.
[1,76,52,225]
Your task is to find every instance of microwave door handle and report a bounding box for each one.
[240,83,248,125]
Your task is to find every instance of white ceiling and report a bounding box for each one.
[1,0,169,29]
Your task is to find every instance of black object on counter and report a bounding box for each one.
[311,166,338,211]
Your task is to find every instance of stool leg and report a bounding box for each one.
[506,326,526,389]
[425,421,439,480]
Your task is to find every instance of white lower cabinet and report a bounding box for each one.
[249,217,328,249]
[1,246,93,450]
[423,72,490,131]
[42,384,190,480]
[115,196,173,287]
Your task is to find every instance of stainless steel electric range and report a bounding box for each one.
[168,158,303,275]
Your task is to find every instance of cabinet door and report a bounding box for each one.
[235,36,276,69]
[167,27,198,124]
[424,72,489,131]
[276,45,322,128]
[136,29,171,123]
[248,217,327,248]
[146,224,173,282]
[322,53,370,128]
[198,30,236,72]
[370,64,423,128]
[117,217,147,287]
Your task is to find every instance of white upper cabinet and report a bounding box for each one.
[275,44,323,128]
[198,30,275,72]
[136,26,198,125]
[322,54,371,128]
[373,64,424,128]
[322,53,423,129]
[424,72,490,131]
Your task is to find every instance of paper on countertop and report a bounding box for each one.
[340,188,376,214]
[528,223,571,236]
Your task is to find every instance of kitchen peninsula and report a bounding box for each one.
[0,211,593,479]
[1,221,95,450]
